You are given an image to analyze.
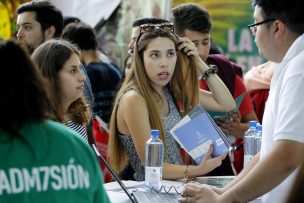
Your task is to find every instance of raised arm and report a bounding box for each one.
[178,37,236,112]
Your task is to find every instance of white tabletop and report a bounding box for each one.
[105,179,184,203]
[107,191,132,203]
[104,176,261,203]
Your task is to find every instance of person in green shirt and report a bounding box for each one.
[0,39,110,203]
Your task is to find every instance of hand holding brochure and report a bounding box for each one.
[170,104,230,165]
[208,92,246,120]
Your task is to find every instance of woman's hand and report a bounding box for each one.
[177,37,209,72]
[192,144,227,176]
[178,37,199,57]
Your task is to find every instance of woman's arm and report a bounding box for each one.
[178,37,236,112]
[163,146,226,180]
[119,90,226,180]
[118,90,151,163]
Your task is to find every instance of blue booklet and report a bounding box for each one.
[170,104,230,165]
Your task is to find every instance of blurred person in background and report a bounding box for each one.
[244,61,276,123]
[16,0,63,54]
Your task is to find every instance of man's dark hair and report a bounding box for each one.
[172,3,212,36]
[63,16,81,28]
[62,22,97,50]
[17,0,63,38]
[252,0,304,35]
[132,17,169,27]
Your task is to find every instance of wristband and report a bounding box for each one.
[199,64,218,80]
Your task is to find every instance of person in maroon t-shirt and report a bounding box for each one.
[173,3,259,174]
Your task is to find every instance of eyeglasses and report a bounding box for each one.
[247,19,276,35]
[139,22,174,34]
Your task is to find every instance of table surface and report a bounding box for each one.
[104,176,262,203]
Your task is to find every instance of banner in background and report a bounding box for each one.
[173,0,264,72]
[0,0,29,40]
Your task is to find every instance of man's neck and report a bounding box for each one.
[276,31,301,63]
[81,49,103,65]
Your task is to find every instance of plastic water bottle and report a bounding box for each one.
[145,129,164,190]
[254,124,262,154]
[243,121,257,167]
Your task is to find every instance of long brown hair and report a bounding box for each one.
[108,29,199,174]
[32,39,91,125]
[0,39,57,135]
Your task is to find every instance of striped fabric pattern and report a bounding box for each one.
[66,116,88,144]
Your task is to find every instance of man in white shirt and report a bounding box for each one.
[179,0,304,202]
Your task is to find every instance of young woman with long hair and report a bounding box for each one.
[108,23,235,181]
[32,39,91,143]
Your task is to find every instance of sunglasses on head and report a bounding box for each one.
[135,22,178,50]
[139,22,174,34]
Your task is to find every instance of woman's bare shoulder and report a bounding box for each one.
[119,89,147,112]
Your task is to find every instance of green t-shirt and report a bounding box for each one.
[0,120,110,203]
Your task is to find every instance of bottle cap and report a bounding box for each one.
[151,129,160,138]
[249,121,257,128]
[256,124,262,131]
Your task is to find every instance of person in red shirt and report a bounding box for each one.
[172,3,258,174]
[244,61,276,124]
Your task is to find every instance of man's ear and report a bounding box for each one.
[273,20,285,40]
[45,25,56,39]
